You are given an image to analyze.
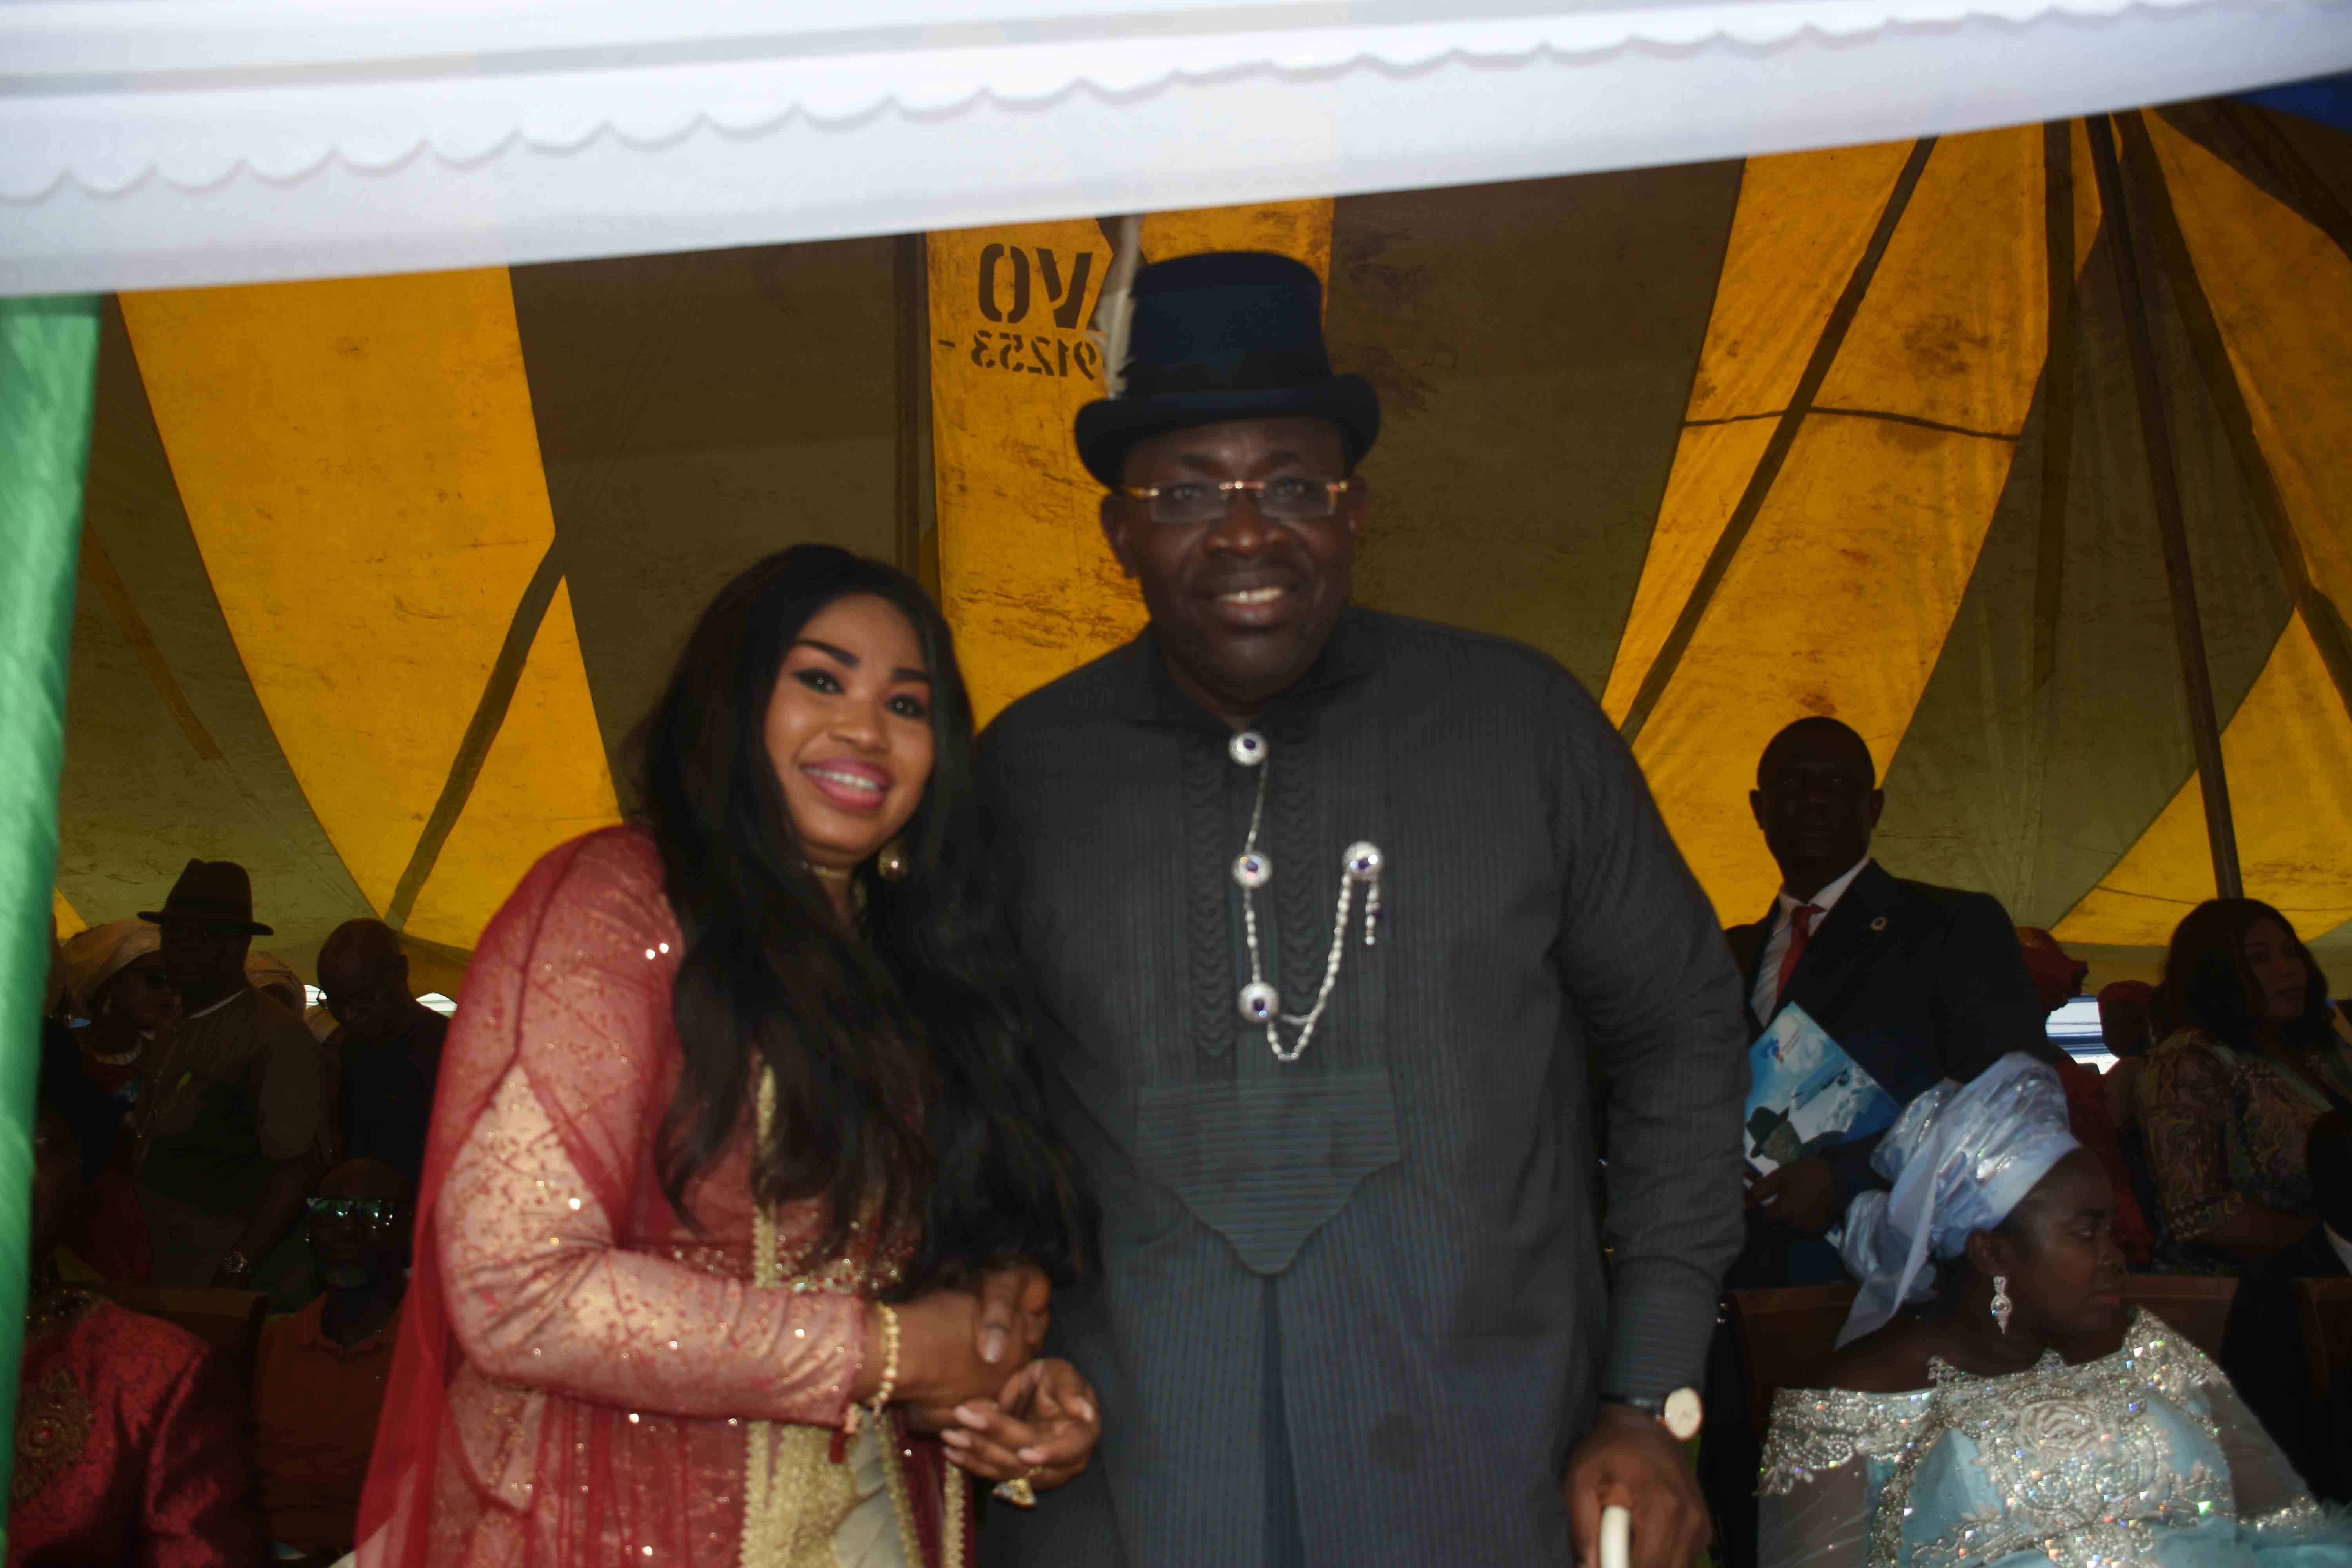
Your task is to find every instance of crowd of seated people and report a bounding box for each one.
[17,750,2350,1566]
[21,857,441,1566]
[1702,717,2352,1568]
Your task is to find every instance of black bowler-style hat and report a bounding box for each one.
[1074,250,1381,489]
[139,858,273,936]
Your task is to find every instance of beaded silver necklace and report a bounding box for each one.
[1225,728,1383,1063]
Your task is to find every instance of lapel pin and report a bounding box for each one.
[1871,916,1888,932]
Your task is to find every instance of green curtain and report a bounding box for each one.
[0,294,102,1521]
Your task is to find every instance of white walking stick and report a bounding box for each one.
[1601,1504,1633,1568]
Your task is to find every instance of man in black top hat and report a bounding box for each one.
[134,859,326,1289]
[980,252,1746,1568]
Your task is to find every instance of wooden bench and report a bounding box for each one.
[2295,1274,2352,1409]
[2121,1275,2236,1360]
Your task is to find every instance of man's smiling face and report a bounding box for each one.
[1102,415,1363,726]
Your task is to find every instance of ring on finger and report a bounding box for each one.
[993,1476,1038,1508]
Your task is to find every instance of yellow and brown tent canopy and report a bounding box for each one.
[53,99,2352,992]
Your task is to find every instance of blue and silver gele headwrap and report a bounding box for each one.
[1831,1051,2080,1347]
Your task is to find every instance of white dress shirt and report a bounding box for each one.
[1751,857,1872,1024]
[2327,1223,2352,1276]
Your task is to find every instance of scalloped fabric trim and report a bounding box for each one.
[0,0,2266,201]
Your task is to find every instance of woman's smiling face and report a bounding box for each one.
[764,592,935,873]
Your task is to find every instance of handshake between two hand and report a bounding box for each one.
[895,1263,1100,1493]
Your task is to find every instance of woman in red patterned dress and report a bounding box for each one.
[13,1096,259,1565]
[357,547,1097,1568]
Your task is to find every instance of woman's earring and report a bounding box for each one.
[1991,1275,2013,1334]
[876,841,909,883]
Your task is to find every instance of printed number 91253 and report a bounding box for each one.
[967,331,1100,380]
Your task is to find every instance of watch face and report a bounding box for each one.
[1662,1387,1704,1441]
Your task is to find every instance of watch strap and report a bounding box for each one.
[1601,1388,1704,1441]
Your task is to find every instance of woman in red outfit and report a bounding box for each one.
[12,1098,259,1566]
[358,548,1097,1568]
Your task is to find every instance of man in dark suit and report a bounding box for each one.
[1702,717,2052,1568]
[984,252,1745,1568]
[1725,716,2051,1283]
[2220,1112,2352,1501]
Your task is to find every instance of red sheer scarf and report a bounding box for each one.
[355,831,613,1568]
[356,827,970,1567]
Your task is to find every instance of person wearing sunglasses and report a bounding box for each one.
[252,1159,412,1567]
[254,1161,414,1561]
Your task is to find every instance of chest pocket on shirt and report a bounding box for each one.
[1133,1069,1400,1275]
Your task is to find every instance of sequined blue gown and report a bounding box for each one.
[1759,1310,2350,1568]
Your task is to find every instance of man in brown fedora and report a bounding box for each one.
[133,859,327,1289]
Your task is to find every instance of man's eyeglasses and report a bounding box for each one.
[1118,477,1352,528]
[307,1197,405,1227]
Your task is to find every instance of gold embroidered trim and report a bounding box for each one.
[13,1366,95,1508]
[740,1067,960,1567]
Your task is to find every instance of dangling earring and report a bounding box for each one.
[876,841,909,883]
[1991,1275,2013,1334]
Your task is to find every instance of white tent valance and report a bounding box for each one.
[5,0,2350,295]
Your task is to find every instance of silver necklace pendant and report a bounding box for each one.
[1225,731,1384,1063]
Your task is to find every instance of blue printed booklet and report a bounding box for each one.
[1744,1003,1901,1174]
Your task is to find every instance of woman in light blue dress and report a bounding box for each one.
[1759,1053,2348,1568]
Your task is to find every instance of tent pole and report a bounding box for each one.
[2030,121,2079,701]
[2116,107,2352,735]
[1617,137,1938,746]
[2083,115,2244,900]
[0,292,102,1515]
[894,233,938,600]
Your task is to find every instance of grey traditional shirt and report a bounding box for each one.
[980,609,1747,1567]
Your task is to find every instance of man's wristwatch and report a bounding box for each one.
[1601,1388,1704,1441]
[217,1250,253,1278]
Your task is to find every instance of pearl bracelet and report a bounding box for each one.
[848,1301,900,1436]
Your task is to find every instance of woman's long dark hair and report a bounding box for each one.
[634,545,1089,1293]
[2159,898,2336,1054]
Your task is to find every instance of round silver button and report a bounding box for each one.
[1228,730,1268,768]
[1343,841,1385,882]
[1238,982,1280,1024]
[1232,852,1272,890]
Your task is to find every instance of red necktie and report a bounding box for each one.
[1776,904,1822,1008]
